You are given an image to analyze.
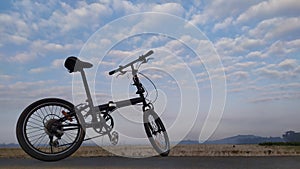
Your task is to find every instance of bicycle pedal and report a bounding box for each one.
[110,131,119,145]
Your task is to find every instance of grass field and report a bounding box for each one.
[1,144,300,159]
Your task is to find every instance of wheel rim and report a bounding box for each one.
[148,115,169,152]
[23,102,82,155]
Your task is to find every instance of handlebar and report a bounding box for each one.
[143,50,154,57]
[109,50,154,76]
[108,70,117,75]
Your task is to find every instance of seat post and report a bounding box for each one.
[80,70,94,107]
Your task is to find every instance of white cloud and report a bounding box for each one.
[255,67,286,79]
[278,59,298,70]
[215,36,265,56]
[142,35,168,48]
[9,80,54,91]
[66,3,112,32]
[249,86,300,103]
[0,13,30,45]
[189,14,207,26]
[227,84,258,93]
[9,52,34,63]
[29,67,48,74]
[227,71,249,82]
[266,40,291,57]
[110,1,186,17]
[247,39,300,59]
[8,40,83,63]
[111,0,139,14]
[13,0,55,20]
[107,50,137,58]
[0,80,72,101]
[235,61,257,68]
[189,0,262,25]
[99,61,116,67]
[52,59,65,68]
[248,17,300,40]
[7,35,29,45]
[0,75,14,81]
[0,1,58,46]
[37,1,112,35]
[255,60,300,79]
[213,17,233,32]
[143,74,164,80]
[1,13,30,37]
[246,51,264,59]
[249,91,300,103]
[1,0,300,143]
[29,58,69,74]
[236,0,300,23]
[228,77,300,103]
[152,3,185,17]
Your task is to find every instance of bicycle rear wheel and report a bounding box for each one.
[143,109,170,156]
[16,98,85,161]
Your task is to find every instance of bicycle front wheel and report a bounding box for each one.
[16,98,85,161]
[143,109,170,156]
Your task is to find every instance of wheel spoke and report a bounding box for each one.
[32,113,43,121]
[145,111,169,155]
[32,133,47,146]
[31,114,43,122]
[64,132,77,142]
[14,98,85,162]
[27,125,44,130]
[36,133,48,148]
[27,131,46,139]
[18,99,83,160]
[28,120,44,127]
[26,128,44,134]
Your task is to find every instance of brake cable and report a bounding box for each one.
[138,72,158,104]
[115,61,158,104]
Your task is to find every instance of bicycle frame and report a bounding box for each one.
[17,50,170,161]
[75,67,149,128]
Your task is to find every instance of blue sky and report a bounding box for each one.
[0,0,300,144]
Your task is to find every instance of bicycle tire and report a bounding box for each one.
[143,109,170,156]
[16,98,85,161]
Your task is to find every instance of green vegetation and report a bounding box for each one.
[259,142,300,146]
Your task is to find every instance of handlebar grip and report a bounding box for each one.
[109,70,116,75]
[109,50,153,75]
[144,50,154,57]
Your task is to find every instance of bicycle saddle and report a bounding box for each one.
[64,56,93,73]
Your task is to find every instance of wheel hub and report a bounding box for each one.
[44,119,63,138]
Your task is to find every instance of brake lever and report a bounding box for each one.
[116,70,127,78]
[146,57,154,62]
[141,57,154,64]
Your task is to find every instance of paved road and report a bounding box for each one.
[0,156,300,169]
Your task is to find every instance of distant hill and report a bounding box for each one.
[205,135,283,144]
[0,143,20,148]
[283,131,300,142]
[179,140,199,145]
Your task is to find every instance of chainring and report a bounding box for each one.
[92,113,114,135]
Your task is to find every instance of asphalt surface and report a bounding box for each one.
[0,156,300,169]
